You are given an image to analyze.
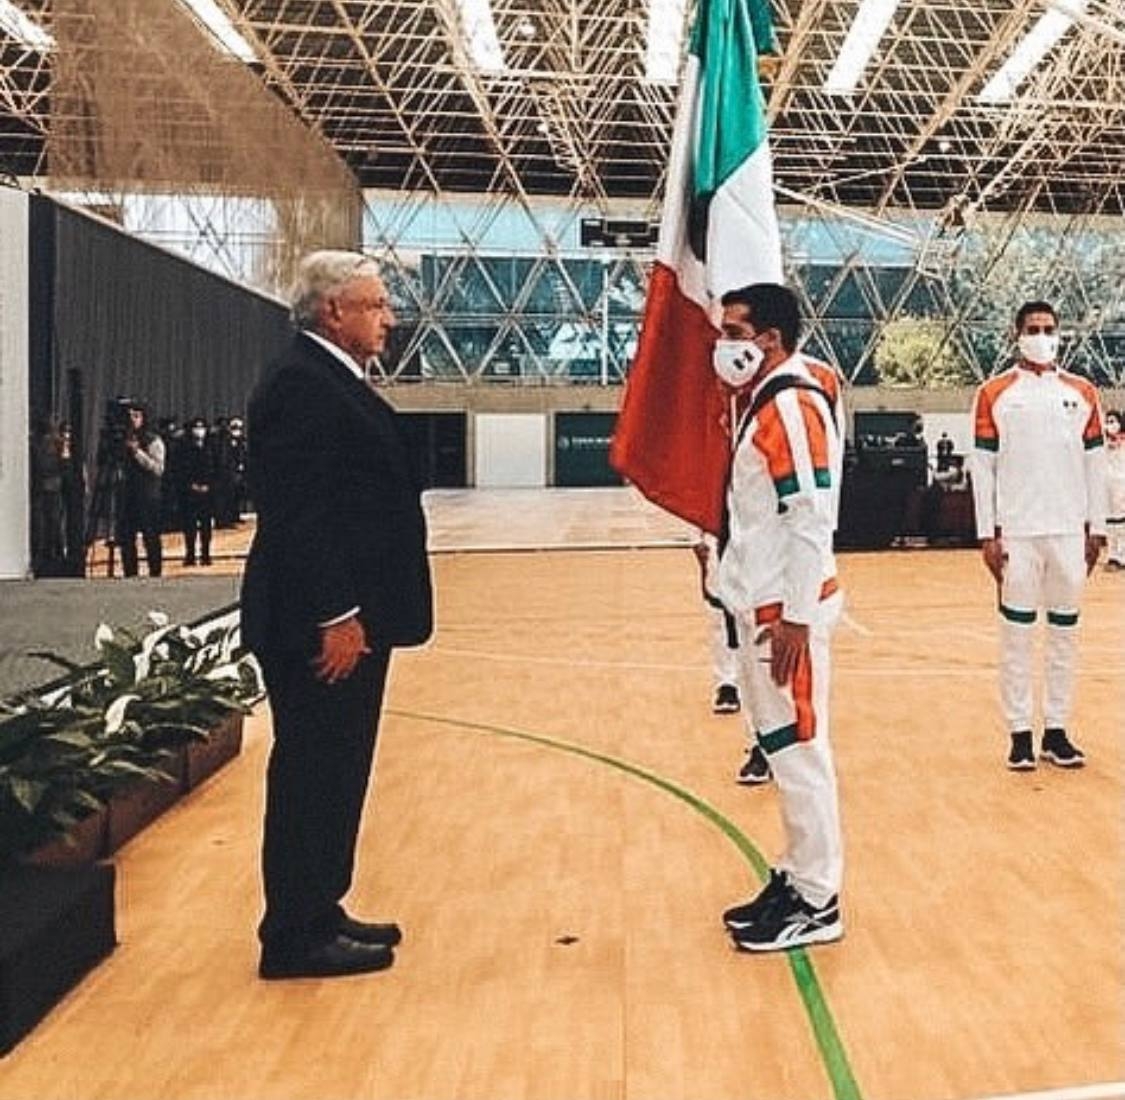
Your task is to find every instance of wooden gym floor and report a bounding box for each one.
[5,489,1123,1100]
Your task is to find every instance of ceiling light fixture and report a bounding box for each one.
[823,0,902,95]
[644,0,687,84]
[0,0,53,51]
[453,0,507,73]
[176,0,256,62]
[978,0,1089,104]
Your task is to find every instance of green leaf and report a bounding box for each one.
[27,650,88,674]
[10,777,48,813]
[40,729,95,748]
[73,790,106,812]
[99,640,138,687]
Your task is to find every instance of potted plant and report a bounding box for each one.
[0,611,261,1055]
[11,611,262,857]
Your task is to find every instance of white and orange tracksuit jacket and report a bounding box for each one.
[971,365,1106,540]
[716,353,843,631]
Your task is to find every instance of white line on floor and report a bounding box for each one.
[962,1083,1125,1100]
[426,646,1122,679]
[841,610,872,636]
[429,646,709,673]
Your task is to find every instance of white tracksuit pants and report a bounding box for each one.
[1109,520,1125,567]
[737,594,843,908]
[707,601,741,688]
[999,534,1087,732]
[1108,477,1125,564]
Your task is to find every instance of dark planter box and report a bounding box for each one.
[22,714,244,866]
[184,712,244,792]
[24,806,109,869]
[105,752,186,855]
[0,863,116,1056]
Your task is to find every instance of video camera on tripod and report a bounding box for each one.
[95,396,139,471]
[84,397,142,569]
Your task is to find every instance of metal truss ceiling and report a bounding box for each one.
[2,0,1124,218]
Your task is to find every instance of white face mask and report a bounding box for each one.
[1107,418,1121,437]
[191,427,207,441]
[1018,332,1059,366]
[712,339,764,389]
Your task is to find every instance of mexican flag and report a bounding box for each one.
[609,0,783,534]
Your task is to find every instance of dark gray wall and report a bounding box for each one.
[29,195,292,453]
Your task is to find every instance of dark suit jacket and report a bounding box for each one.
[240,332,433,657]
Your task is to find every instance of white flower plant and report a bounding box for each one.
[0,611,262,863]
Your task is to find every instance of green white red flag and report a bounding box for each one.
[610,0,783,534]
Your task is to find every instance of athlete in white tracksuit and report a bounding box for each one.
[695,532,742,705]
[1104,411,1125,568]
[970,301,1108,770]
[711,283,845,953]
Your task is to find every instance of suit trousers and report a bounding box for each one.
[116,497,163,577]
[257,644,392,953]
[181,493,213,563]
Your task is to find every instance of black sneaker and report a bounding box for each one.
[736,744,772,785]
[723,869,790,931]
[712,683,740,714]
[730,882,843,952]
[1007,730,1036,771]
[1041,728,1085,768]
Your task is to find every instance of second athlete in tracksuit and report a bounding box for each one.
[971,301,1107,769]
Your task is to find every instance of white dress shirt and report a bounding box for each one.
[302,329,366,382]
[301,328,365,627]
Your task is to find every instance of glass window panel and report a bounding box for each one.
[417,328,466,380]
[519,318,603,380]
[561,259,605,312]
[826,270,872,320]
[441,257,506,315]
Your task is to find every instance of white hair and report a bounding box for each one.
[291,250,382,329]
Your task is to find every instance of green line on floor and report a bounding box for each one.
[388,707,863,1100]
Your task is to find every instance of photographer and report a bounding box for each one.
[115,402,165,577]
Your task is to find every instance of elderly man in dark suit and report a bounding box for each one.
[241,250,433,980]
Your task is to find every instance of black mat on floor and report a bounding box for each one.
[0,576,240,701]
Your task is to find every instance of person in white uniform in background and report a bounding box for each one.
[695,532,742,713]
[1104,410,1125,570]
[712,283,846,953]
[693,532,772,785]
[971,300,1108,771]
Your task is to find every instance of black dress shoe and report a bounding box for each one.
[338,916,403,948]
[259,934,394,980]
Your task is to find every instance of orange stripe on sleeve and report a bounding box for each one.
[796,392,830,475]
[805,360,841,410]
[974,371,1019,450]
[751,402,797,488]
